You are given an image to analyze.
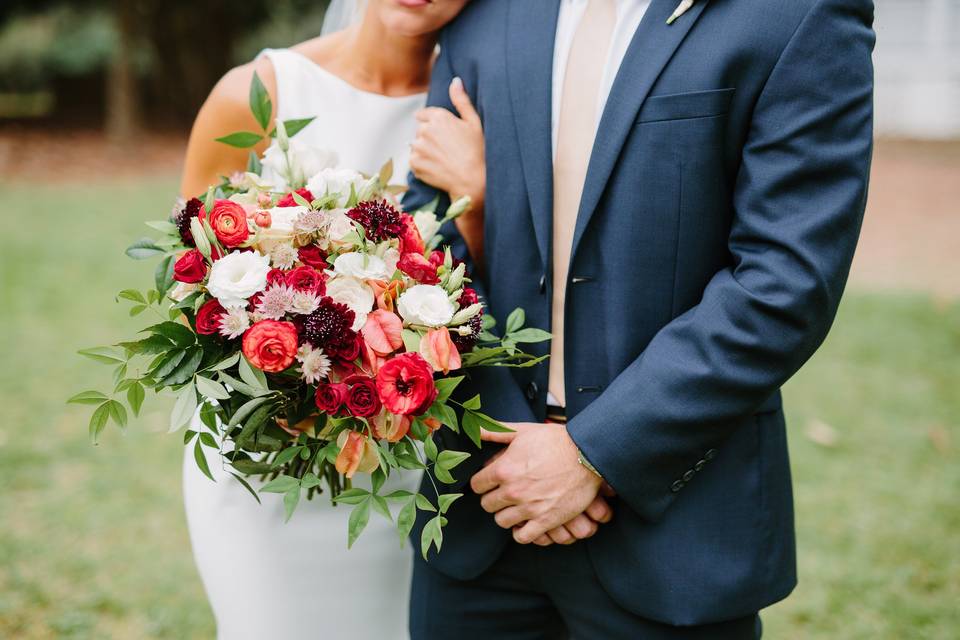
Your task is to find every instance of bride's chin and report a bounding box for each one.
[372,0,467,37]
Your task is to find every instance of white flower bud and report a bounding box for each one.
[190,218,211,258]
[450,303,483,326]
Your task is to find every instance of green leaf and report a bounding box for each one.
[271,446,303,469]
[207,353,240,372]
[383,490,414,501]
[423,435,438,462]
[106,399,128,428]
[462,394,481,411]
[397,498,417,544]
[228,396,271,427]
[215,131,264,148]
[505,308,526,333]
[401,329,422,353]
[229,472,261,504]
[126,382,145,417]
[283,487,300,522]
[235,403,274,447]
[469,410,513,433]
[129,304,147,317]
[462,411,482,448]
[155,255,175,298]
[144,321,196,348]
[437,403,459,432]
[434,376,463,403]
[371,468,386,494]
[195,375,231,401]
[438,493,463,514]
[508,328,552,343]
[89,401,111,442]
[199,432,217,448]
[347,499,371,548]
[67,390,108,405]
[145,220,179,235]
[218,372,268,399]
[371,495,392,521]
[158,347,202,387]
[169,382,198,433]
[415,494,436,512]
[334,488,371,505]
[119,334,174,356]
[249,71,272,131]
[151,349,187,381]
[239,356,269,390]
[246,150,262,174]
[193,439,215,482]
[117,289,146,304]
[230,458,273,476]
[433,465,455,485]
[269,117,315,138]
[199,402,219,433]
[420,514,444,560]
[301,472,321,489]
[183,429,197,445]
[126,238,166,260]
[437,450,470,472]
[260,475,299,493]
[77,347,125,365]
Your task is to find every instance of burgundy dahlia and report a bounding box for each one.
[302,296,357,355]
[174,198,205,247]
[346,199,403,242]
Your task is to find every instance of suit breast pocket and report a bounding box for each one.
[636,88,736,124]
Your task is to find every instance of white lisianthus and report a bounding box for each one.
[413,210,442,243]
[267,206,306,234]
[207,251,271,308]
[326,276,375,330]
[261,139,338,191]
[324,209,357,244]
[397,285,455,327]
[306,168,366,207]
[333,252,392,280]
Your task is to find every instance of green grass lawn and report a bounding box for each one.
[1,176,958,639]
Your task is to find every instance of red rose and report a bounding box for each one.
[195,299,226,335]
[242,320,298,372]
[376,353,437,416]
[344,375,382,418]
[298,245,328,270]
[286,265,326,295]
[277,188,314,208]
[398,213,425,255]
[209,199,250,247]
[335,332,363,362]
[173,249,207,283]
[266,268,288,287]
[428,250,445,268]
[315,382,348,414]
[459,287,479,306]
[398,252,439,285]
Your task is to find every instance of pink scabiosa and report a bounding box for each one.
[345,199,403,242]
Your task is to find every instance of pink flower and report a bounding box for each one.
[371,411,411,443]
[361,310,404,356]
[335,431,379,478]
[419,327,462,374]
[376,353,437,416]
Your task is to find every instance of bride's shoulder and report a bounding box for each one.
[206,56,278,122]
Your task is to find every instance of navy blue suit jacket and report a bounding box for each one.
[403,0,874,626]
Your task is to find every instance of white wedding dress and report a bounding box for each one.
[182,48,425,640]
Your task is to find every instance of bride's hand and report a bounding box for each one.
[410,78,485,266]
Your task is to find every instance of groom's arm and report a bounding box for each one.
[567,0,875,522]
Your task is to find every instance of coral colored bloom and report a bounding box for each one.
[398,252,439,285]
[242,320,298,372]
[420,327,462,374]
[398,213,425,255]
[376,352,437,416]
[253,210,272,228]
[371,411,411,443]
[335,431,378,478]
[361,309,404,356]
[209,199,251,247]
[368,279,404,313]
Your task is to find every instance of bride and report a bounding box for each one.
[179,1,483,638]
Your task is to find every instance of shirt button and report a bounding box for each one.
[671,480,684,493]
[704,449,718,461]
[539,274,546,294]
[525,381,539,401]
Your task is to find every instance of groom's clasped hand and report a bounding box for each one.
[471,423,614,546]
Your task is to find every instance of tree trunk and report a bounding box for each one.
[105,0,140,143]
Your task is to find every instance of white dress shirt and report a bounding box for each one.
[551,0,652,156]
[547,0,650,408]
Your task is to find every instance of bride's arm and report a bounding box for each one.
[180,59,277,197]
[409,78,486,270]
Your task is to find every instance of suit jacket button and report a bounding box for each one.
[539,274,546,294]
[671,480,684,493]
[525,381,539,401]
[704,449,717,461]
[682,470,695,482]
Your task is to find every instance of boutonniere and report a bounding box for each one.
[666,0,695,25]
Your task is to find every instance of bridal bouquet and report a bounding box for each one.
[69,73,548,556]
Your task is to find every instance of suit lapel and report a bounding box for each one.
[506,0,561,270]
[570,0,710,259]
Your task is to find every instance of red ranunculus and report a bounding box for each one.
[266,268,288,287]
[428,250,445,268]
[286,265,326,295]
[242,320,298,372]
[398,252,439,285]
[277,188,314,208]
[398,213,425,255]
[195,299,226,335]
[173,249,207,283]
[376,353,437,416]
[315,382,348,414]
[459,287,479,306]
[209,199,250,247]
[298,245,328,270]
[344,374,381,418]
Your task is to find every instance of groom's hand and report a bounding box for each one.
[471,422,605,544]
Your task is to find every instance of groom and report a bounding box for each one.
[404,0,874,637]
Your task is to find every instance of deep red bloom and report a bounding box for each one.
[298,245,328,270]
[428,250,445,268]
[315,382,348,414]
[398,252,440,285]
[459,287,479,306]
[343,374,381,417]
[398,213,425,255]
[286,265,326,295]
[277,188,314,208]
[173,198,206,247]
[195,298,226,335]
[346,199,404,242]
[451,313,483,352]
[173,249,207,283]
[303,297,357,355]
[376,353,437,416]
[266,268,288,288]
